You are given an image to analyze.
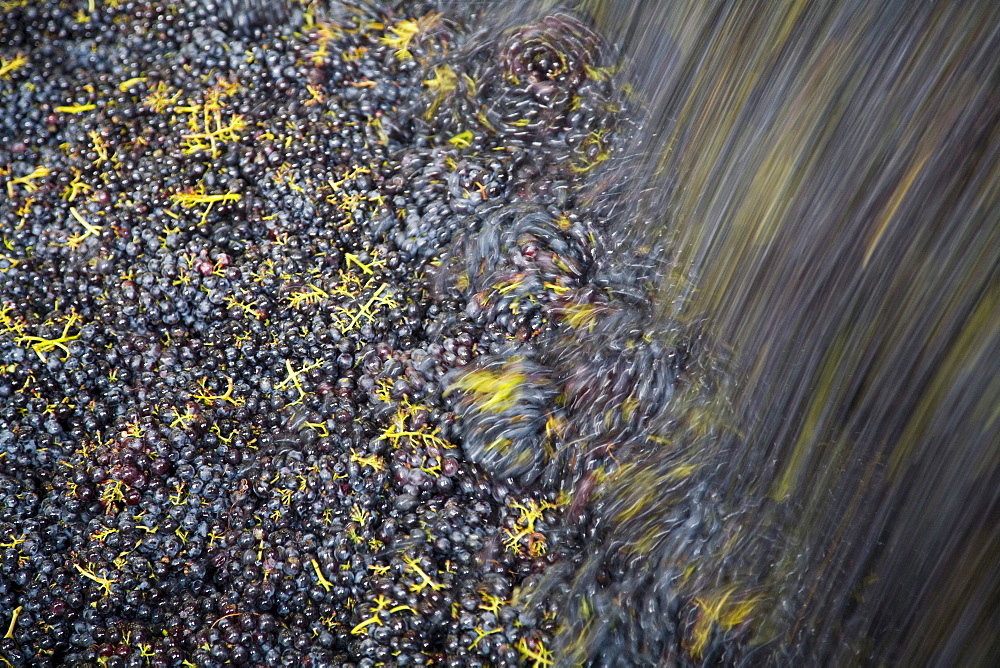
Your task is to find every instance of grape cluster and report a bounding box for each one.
[0,1,752,666]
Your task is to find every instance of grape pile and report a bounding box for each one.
[0,1,741,666]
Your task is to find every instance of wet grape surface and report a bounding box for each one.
[0,1,711,665]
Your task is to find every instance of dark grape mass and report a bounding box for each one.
[0,1,721,666]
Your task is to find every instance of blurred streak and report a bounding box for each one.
[579,0,1000,664]
[434,0,997,662]
[420,0,1000,663]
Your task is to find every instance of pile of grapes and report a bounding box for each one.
[1,2,749,665]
